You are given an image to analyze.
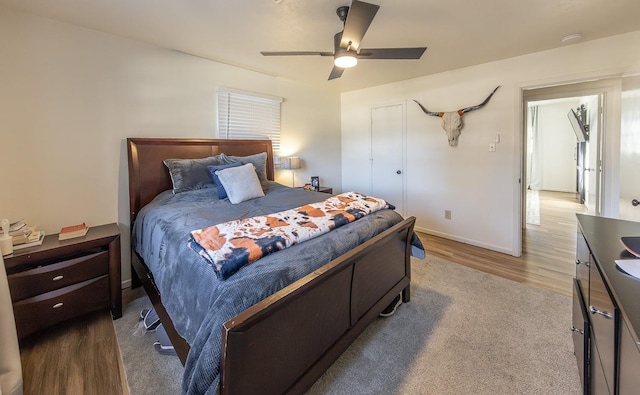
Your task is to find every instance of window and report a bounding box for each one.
[216,87,282,152]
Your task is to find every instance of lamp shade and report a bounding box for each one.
[282,156,301,170]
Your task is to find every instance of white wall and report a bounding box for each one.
[342,31,640,255]
[536,100,580,192]
[0,7,341,285]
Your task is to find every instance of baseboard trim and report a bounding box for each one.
[414,226,516,256]
[121,279,132,289]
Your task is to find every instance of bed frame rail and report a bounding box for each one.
[131,252,190,364]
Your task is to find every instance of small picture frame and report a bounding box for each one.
[310,176,319,191]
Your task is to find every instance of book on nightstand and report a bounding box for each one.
[59,223,89,240]
[13,231,45,250]
[10,225,38,245]
[8,219,40,246]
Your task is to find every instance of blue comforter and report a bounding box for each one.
[132,182,422,394]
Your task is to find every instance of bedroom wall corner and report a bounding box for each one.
[0,7,342,286]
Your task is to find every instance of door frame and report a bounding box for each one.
[514,78,622,256]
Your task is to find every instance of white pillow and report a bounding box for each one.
[216,163,265,204]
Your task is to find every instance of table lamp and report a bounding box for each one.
[282,156,301,187]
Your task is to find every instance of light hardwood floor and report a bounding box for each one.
[420,190,586,298]
[17,288,143,395]
[17,190,585,393]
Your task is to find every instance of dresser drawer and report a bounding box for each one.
[572,279,590,393]
[589,263,618,395]
[619,318,640,394]
[7,251,108,302]
[575,231,590,300]
[591,340,612,395]
[13,275,110,339]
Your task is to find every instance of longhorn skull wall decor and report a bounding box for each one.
[413,86,500,146]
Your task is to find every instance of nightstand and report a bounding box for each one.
[3,223,121,339]
[299,186,333,194]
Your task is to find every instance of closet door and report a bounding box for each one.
[371,104,405,216]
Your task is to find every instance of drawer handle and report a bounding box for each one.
[590,306,613,319]
[52,275,64,281]
[575,259,589,267]
[53,302,64,309]
[570,325,584,335]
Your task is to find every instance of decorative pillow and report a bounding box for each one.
[164,155,226,194]
[207,162,243,199]
[224,152,269,190]
[216,163,265,204]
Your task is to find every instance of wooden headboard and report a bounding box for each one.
[127,138,274,224]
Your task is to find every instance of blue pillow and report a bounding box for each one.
[208,162,243,199]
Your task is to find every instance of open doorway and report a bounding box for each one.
[518,79,622,260]
[524,94,600,226]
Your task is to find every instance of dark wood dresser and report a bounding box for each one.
[573,214,640,394]
[3,223,121,339]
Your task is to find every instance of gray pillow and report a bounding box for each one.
[216,163,265,204]
[164,155,226,194]
[224,152,269,190]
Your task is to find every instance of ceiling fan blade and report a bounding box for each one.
[340,0,380,51]
[328,66,345,80]
[261,51,334,56]
[358,47,427,59]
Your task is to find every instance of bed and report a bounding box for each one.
[127,137,420,394]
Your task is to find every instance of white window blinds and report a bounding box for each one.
[216,88,282,152]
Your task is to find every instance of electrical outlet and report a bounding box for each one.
[445,210,451,220]
[489,143,496,152]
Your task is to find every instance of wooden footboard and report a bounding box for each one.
[220,216,415,395]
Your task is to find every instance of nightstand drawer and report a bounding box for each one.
[7,251,108,302]
[13,275,110,338]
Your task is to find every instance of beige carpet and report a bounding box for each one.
[114,296,183,394]
[115,257,581,394]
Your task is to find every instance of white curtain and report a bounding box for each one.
[0,253,23,395]
[527,105,543,191]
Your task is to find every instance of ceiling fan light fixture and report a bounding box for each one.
[334,53,357,68]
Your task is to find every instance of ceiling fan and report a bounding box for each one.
[260,0,427,80]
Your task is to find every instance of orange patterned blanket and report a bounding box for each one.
[188,192,390,279]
